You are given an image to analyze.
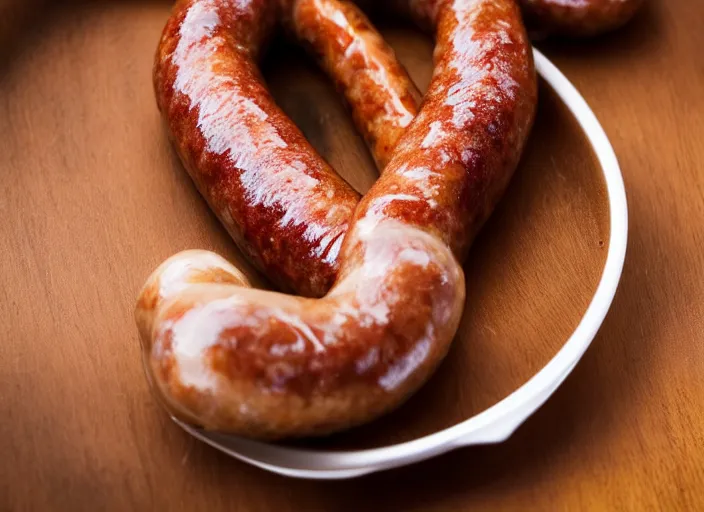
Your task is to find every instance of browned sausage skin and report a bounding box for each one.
[154,0,423,298]
[283,0,422,170]
[154,0,353,298]
[139,0,537,440]
[520,0,644,37]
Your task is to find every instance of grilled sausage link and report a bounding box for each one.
[139,0,537,439]
[154,0,422,298]
[520,0,644,36]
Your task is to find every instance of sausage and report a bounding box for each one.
[283,0,422,170]
[138,0,537,439]
[153,0,421,298]
[519,0,644,37]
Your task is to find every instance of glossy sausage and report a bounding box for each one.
[153,0,420,298]
[283,0,422,170]
[138,0,537,439]
[519,0,644,36]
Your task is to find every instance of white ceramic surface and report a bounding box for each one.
[172,48,629,480]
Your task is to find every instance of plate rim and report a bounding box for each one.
[174,47,629,480]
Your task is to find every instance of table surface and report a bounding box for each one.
[1,0,703,509]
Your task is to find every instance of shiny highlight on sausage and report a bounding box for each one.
[519,0,644,36]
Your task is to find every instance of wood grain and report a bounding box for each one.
[1,0,702,509]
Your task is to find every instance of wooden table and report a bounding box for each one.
[2,0,702,509]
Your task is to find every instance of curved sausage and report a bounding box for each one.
[153,0,421,298]
[283,0,422,170]
[138,0,537,439]
[519,0,644,36]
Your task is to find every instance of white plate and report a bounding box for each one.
[173,48,629,480]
